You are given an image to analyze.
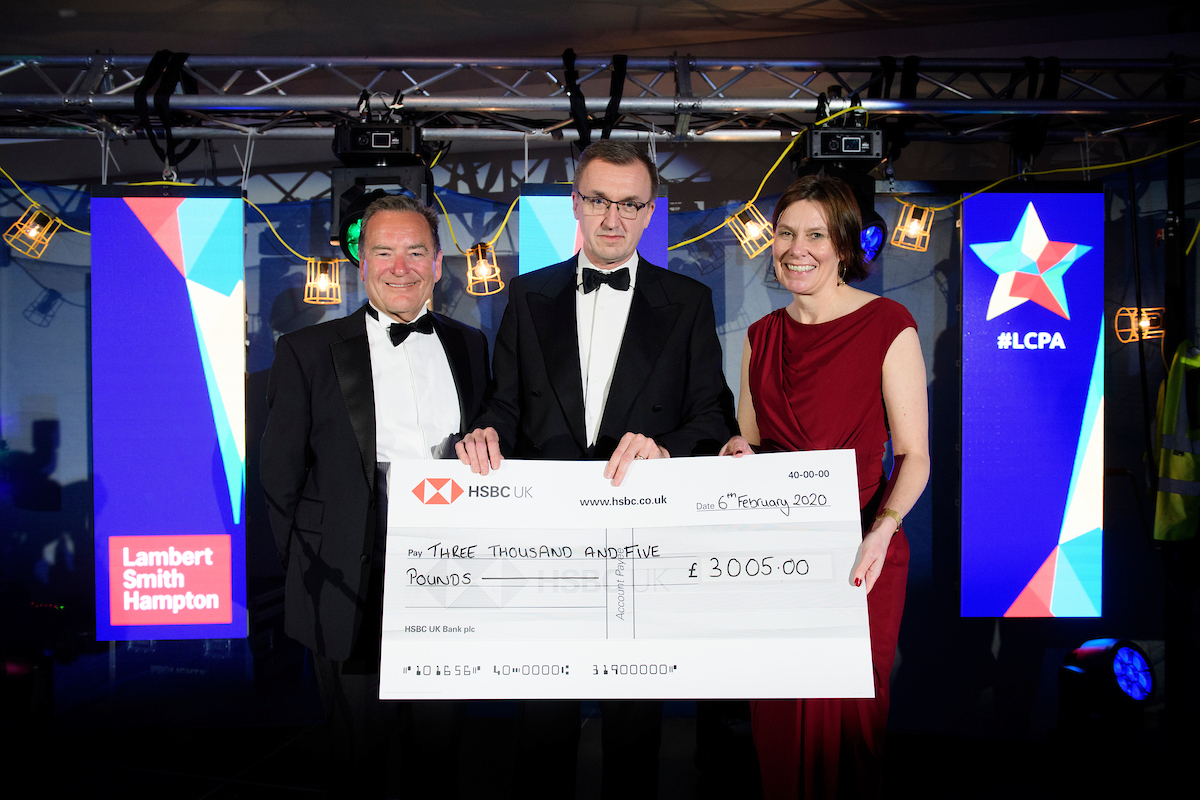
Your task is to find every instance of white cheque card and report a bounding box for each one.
[380,450,873,700]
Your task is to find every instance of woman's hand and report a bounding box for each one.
[852,515,899,594]
[719,436,754,457]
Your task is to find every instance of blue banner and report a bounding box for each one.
[91,188,248,640]
[960,192,1104,617]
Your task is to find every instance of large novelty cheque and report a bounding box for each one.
[380,450,873,700]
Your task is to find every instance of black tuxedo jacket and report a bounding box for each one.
[472,255,734,460]
[260,304,489,660]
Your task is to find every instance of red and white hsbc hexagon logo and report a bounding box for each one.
[412,478,463,505]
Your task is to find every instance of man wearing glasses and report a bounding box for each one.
[457,140,734,798]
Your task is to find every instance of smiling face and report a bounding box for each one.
[359,210,443,323]
[773,199,842,299]
[572,159,655,268]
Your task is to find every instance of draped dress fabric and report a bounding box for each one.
[746,298,916,800]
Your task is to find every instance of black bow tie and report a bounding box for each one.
[367,305,435,345]
[387,314,435,346]
[582,267,631,294]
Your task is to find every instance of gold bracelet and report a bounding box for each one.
[875,508,903,529]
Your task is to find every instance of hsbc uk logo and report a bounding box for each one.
[412,478,463,505]
[412,478,534,505]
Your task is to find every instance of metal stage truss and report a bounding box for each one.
[0,54,1198,144]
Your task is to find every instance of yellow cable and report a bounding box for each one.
[1187,217,1200,256]
[748,132,806,206]
[666,108,867,251]
[244,198,309,261]
[669,130,807,251]
[918,138,1200,213]
[0,163,41,207]
[58,220,91,236]
[0,163,92,235]
[432,192,469,254]
[486,196,520,246]
[433,192,519,254]
[132,183,320,257]
[668,217,733,252]
[127,181,353,254]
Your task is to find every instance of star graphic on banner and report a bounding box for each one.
[970,202,1091,320]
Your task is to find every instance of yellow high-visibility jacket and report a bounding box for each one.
[1155,340,1200,541]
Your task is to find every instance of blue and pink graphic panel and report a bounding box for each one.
[961,191,1104,618]
[518,183,668,274]
[91,186,248,640]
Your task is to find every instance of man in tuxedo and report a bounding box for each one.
[457,140,734,798]
[261,194,488,799]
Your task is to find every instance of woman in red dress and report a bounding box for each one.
[720,174,930,799]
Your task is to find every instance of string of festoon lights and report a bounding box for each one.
[2,138,1197,318]
[1,163,90,258]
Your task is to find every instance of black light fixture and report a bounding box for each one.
[1066,639,1154,702]
[792,89,888,264]
[791,160,888,265]
[1059,638,1154,733]
[860,205,888,264]
[334,188,389,266]
[330,91,434,265]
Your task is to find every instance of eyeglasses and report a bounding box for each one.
[575,192,650,220]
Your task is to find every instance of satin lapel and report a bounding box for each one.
[529,264,587,452]
[330,306,376,493]
[599,259,681,438]
[431,313,471,430]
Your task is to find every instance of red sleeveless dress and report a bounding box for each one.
[746,299,915,800]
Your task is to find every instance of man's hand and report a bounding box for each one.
[718,436,754,457]
[455,427,503,475]
[605,432,669,487]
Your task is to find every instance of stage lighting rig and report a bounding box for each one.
[789,165,888,264]
[1059,638,1154,736]
[792,88,888,262]
[807,87,883,162]
[333,123,421,166]
[330,90,433,263]
[333,90,423,169]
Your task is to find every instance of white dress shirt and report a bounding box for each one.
[365,304,461,462]
[576,251,639,447]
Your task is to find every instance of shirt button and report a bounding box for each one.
[361,554,371,564]
[652,404,663,412]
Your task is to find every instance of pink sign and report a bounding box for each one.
[108,535,233,626]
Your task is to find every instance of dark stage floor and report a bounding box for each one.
[8,700,1172,799]
[3,629,1179,799]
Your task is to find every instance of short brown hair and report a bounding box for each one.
[772,174,866,282]
[573,140,659,200]
[360,194,441,255]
